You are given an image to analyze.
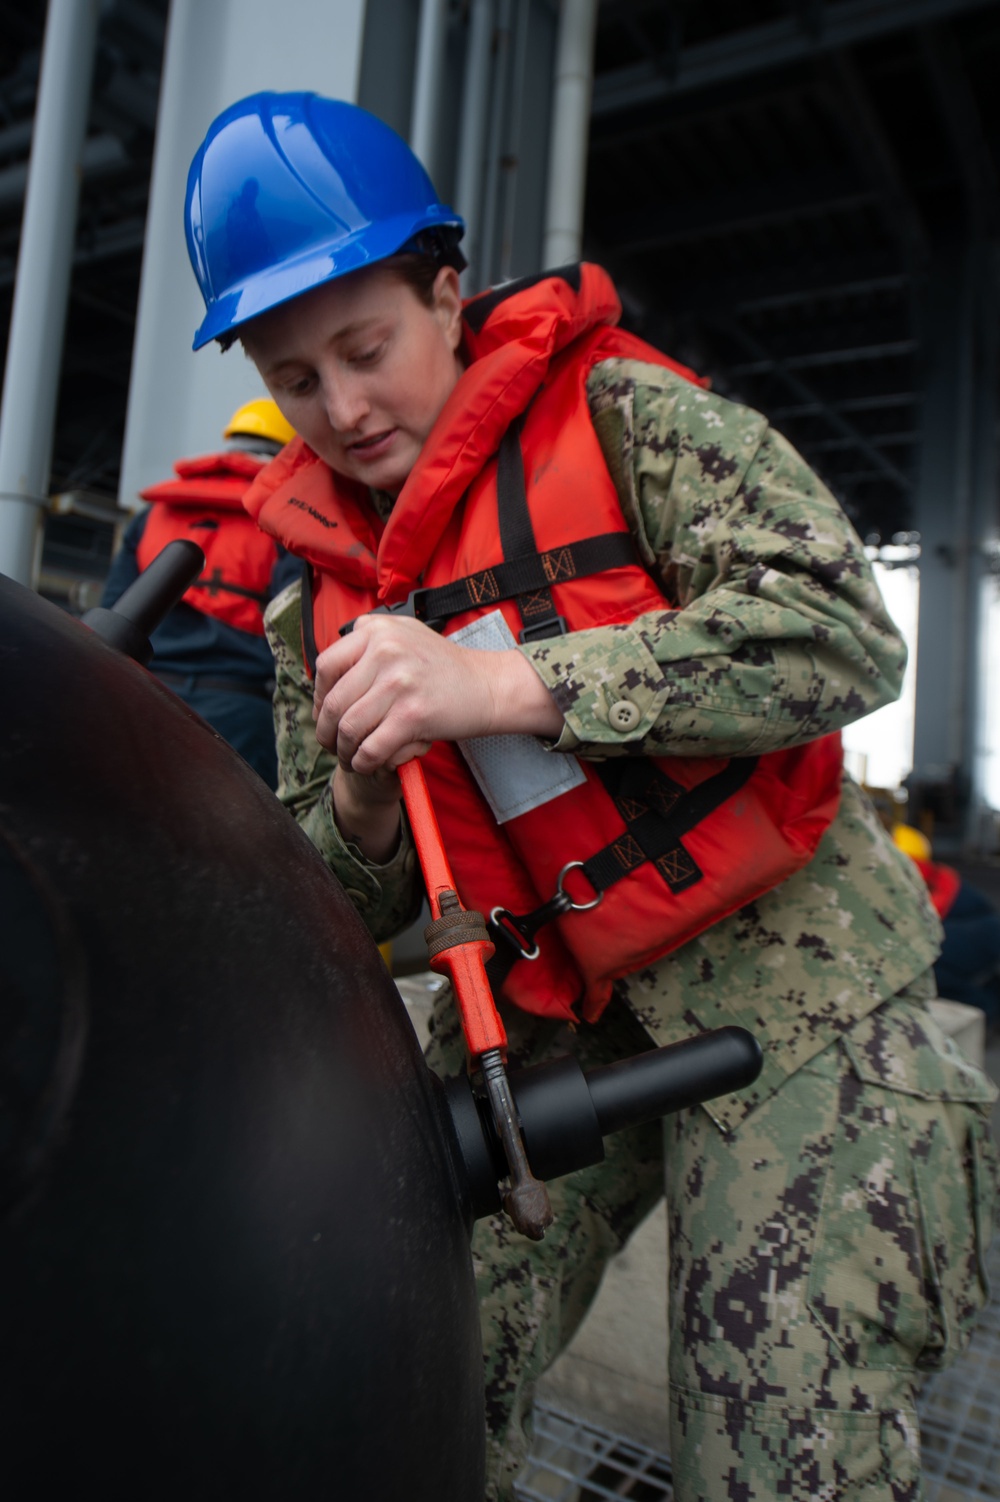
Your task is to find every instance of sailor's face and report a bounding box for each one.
[243,264,464,496]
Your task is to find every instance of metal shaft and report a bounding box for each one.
[480,1047,553,1241]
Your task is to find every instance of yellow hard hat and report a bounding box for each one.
[224,398,296,447]
[892,823,932,862]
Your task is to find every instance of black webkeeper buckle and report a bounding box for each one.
[339,590,444,637]
[518,614,567,644]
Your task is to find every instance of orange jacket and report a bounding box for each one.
[913,857,962,919]
[137,450,279,636]
[247,265,842,1021]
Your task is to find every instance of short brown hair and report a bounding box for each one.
[377,252,445,308]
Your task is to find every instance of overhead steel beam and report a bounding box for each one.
[0,132,126,210]
[67,285,138,329]
[715,317,910,491]
[820,52,928,270]
[918,22,1000,237]
[794,0,826,39]
[726,308,917,372]
[807,430,916,454]
[663,252,906,318]
[593,0,997,117]
[833,468,888,484]
[829,392,917,413]
[731,337,917,375]
[0,217,147,291]
[769,391,916,419]
[589,59,819,151]
[605,167,876,251]
[736,274,907,315]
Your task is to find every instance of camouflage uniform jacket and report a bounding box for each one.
[265,358,941,1131]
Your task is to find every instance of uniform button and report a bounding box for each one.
[608,699,641,731]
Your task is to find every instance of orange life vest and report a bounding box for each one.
[914,857,962,919]
[246,265,843,1022]
[137,450,279,636]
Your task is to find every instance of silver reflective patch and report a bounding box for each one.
[451,610,586,824]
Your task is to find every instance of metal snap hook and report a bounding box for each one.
[555,861,603,911]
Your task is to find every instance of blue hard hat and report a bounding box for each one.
[185,92,465,350]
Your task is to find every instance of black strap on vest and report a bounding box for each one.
[382,532,636,636]
[496,421,564,641]
[487,423,760,888]
[585,757,758,896]
[196,569,269,607]
[335,422,636,640]
[484,756,759,991]
[481,422,762,987]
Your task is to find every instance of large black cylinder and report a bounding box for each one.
[0,574,484,1499]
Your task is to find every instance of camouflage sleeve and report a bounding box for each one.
[521,359,906,758]
[264,579,423,943]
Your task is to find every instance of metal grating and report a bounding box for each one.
[517,1235,1000,1502]
[919,1234,1000,1501]
[516,1407,674,1501]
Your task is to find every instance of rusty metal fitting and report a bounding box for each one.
[423,907,491,960]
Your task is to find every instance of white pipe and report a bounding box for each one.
[455,0,495,292]
[0,0,103,586]
[542,0,598,270]
[410,0,450,180]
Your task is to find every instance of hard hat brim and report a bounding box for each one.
[192,208,464,350]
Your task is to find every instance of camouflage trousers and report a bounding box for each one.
[424,973,1000,1502]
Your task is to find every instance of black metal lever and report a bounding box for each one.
[81,539,205,664]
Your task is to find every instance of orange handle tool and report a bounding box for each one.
[398,756,553,1240]
[397,757,506,1061]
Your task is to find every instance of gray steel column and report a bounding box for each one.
[911,236,977,831]
[965,240,1000,845]
[118,0,367,516]
[476,0,559,287]
[410,0,451,181]
[0,0,104,586]
[455,0,495,292]
[478,0,513,289]
[542,0,598,268]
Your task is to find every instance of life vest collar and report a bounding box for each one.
[378,265,621,602]
[243,437,384,586]
[242,264,622,601]
[141,448,268,511]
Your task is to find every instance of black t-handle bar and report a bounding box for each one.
[586,1026,762,1137]
[442,1025,764,1223]
[82,540,205,664]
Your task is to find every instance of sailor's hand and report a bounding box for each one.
[312,613,561,774]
